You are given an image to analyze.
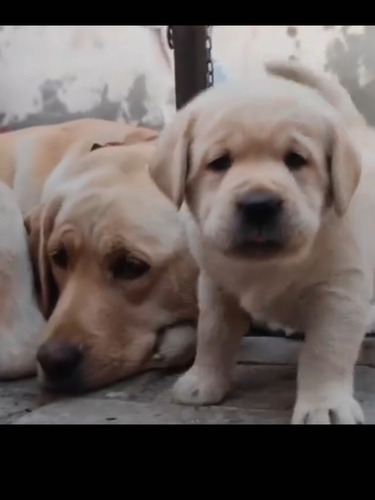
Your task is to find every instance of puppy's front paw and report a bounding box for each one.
[292,393,364,424]
[172,366,230,406]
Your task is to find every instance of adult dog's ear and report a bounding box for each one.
[90,143,102,152]
[24,196,63,319]
[122,126,158,145]
[149,109,195,209]
[327,123,362,217]
[90,127,158,153]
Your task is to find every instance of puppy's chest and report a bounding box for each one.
[239,283,305,331]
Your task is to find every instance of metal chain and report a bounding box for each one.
[167,26,174,50]
[167,26,214,89]
[205,25,214,88]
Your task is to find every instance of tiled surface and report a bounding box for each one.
[3,337,375,425]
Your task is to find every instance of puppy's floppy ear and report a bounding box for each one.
[327,123,361,217]
[149,109,194,209]
[24,196,63,319]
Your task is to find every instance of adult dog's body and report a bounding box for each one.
[0,118,158,215]
[150,61,375,424]
[0,118,198,391]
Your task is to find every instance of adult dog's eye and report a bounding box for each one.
[50,247,68,269]
[111,256,150,281]
[284,151,308,170]
[207,154,232,172]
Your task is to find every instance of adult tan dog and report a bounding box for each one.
[0,118,198,392]
[149,61,374,424]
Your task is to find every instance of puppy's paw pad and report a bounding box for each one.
[172,367,229,406]
[292,395,364,424]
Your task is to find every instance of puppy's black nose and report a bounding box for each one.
[237,193,283,228]
[37,341,83,381]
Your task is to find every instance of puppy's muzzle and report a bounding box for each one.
[37,341,83,392]
[237,192,283,232]
[234,192,284,253]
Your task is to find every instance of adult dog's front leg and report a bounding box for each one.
[173,271,249,405]
[293,288,367,424]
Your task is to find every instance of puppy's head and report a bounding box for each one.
[26,144,198,393]
[149,76,361,265]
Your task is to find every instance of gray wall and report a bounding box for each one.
[1,26,374,131]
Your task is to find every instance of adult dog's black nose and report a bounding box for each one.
[237,193,283,229]
[37,341,83,381]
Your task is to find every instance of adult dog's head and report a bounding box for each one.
[149,62,362,266]
[25,141,198,393]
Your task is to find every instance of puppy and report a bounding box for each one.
[0,119,198,391]
[149,62,372,424]
[0,180,45,379]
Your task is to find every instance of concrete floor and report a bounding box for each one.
[3,337,375,424]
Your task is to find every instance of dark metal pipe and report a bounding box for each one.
[170,26,209,110]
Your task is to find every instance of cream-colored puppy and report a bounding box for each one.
[150,63,372,424]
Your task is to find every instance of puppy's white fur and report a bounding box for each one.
[0,181,45,378]
[150,62,372,424]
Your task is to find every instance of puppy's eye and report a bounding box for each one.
[50,248,68,269]
[207,154,232,173]
[284,151,308,170]
[111,255,150,281]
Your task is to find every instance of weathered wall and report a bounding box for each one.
[0,25,374,131]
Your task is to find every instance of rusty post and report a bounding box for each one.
[170,26,208,110]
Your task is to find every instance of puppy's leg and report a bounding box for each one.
[293,289,367,424]
[173,271,249,405]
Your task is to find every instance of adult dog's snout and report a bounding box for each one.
[237,192,283,234]
[37,340,83,388]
